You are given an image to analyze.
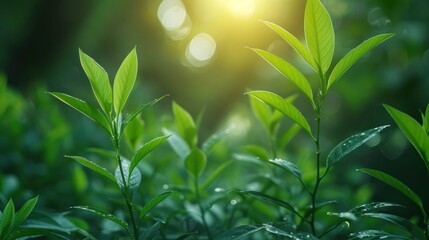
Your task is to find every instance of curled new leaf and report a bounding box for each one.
[326,125,388,169]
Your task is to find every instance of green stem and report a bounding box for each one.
[113,122,139,240]
[194,179,213,240]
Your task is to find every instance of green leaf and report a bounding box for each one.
[243,145,270,161]
[249,95,272,131]
[113,48,138,115]
[70,206,128,231]
[384,104,429,170]
[249,48,314,105]
[201,161,233,190]
[50,92,111,134]
[172,101,197,148]
[215,225,263,240]
[139,192,172,220]
[269,158,302,180]
[115,159,141,193]
[12,196,38,230]
[124,114,144,150]
[201,128,230,156]
[184,148,207,179]
[162,128,190,160]
[328,34,394,89]
[326,125,389,169]
[262,20,319,73]
[66,156,117,185]
[349,202,404,215]
[0,199,15,238]
[358,168,426,219]
[241,191,301,217]
[79,49,112,115]
[424,104,429,135]
[121,95,168,134]
[278,124,301,148]
[263,223,317,239]
[141,221,161,240]
[246,91,313,138]
[349,230,409,240]
[129,135,169,177]
[361,213,426,239]
[304,0,335,74]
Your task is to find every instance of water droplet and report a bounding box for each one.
[230,199,237,205]
[214,187,224,192]
[163,184,169,190]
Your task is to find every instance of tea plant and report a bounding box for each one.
[219,0,394,238]
[50,48,171,239]
[0,196,38,239]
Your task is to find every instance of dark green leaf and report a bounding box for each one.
[263,223,317,239]
[71,206,128,231]
[12,195,38,230]
[66,156,117,184]
[384,104,429,169]
[358,168,426,219]
[50,92,111,134]
[113,48,138,115]
[262,20,318,72]
[215,225,263,240]
[305,0,334,74]
[327,125,389,169]
[172,101,197,148]
[140,221,161,240]
[349,230,409,240]
[0,199,15,238]
[184,148,207,178]
[269,158,302,180]
[249,48,314,105]
[162,128,190,160]
[328,34,394,89]
[79,49,112,115]
[115,159,141,193]
[140,192,172,221]
[425,104,429,135]
[246,91,313,138]
[130,135,169,176]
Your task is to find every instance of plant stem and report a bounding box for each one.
[194,179,213,240]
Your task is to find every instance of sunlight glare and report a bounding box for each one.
[224,0,256,18]
[186,33,216,67]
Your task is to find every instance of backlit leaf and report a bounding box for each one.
[79,49,112,114]
[71,206,128,231]
[50,92,111,134]
[246,91,313,138]
[384,104,429,170]
[163,128,190,160]
[130,135,169,176]
[215,225,263,240]
[249,48,314,105]
[304,0,334,74]
[328,34,394,89]
[140,191,172,220]
[113,48,138,115]
[173,101,197,148]
[185,148,207,178]
[358,168,426,219]
[66,156,117,185]
[326,125,389,169]
[263,21,318,72]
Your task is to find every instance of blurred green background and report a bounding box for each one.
[1,0,429,234]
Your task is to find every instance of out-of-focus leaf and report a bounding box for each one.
[70,206,128,231]
[240,191,301,217]
[173,101,197,148]
[113,48,138,115]
[201,161,232,190]
[79,49,112,115]
[66,156,116,185]
[349,230,409,240]
[141,221,161,240]
[328,34,394,89]
[215,225,263,240]
[202,128,230,156]
[304,0,334,74]
[326,125,389,169]
[361,213,426,239]
[243,145,270,161]
[163,128,190,160]
[424,104,429,134]
[263,20,318,72]
[130,135,169,176]
[278,124,301,148]
[263,223,317,239]
[246,91,313,138]
[359,168,426,219]
[115,159,141,193]
[250,95,272,132]
[140,192,172,221]
[269,158,302,180]
[184,148,207,179]
[12,196,38,230]
[384,104,429,170]
[50,92,111,134]
[249,48,314,105]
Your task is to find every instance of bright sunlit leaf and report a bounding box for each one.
[113,48,138,115]
[249,48,314,106]
[328,34,394,89]
[304,0,335,74]
[246,91,313,138]
[79,49,112,115]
